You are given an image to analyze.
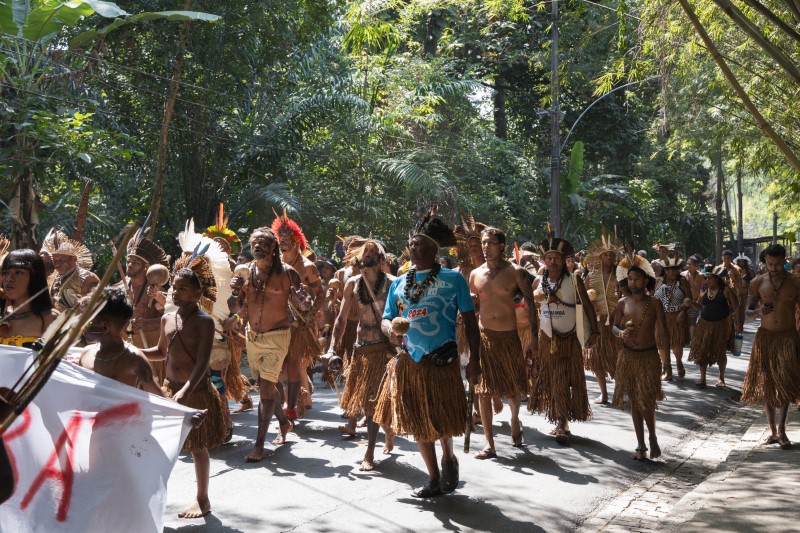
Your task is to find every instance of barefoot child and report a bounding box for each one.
[612,258,668,460]
[144,268,224,518]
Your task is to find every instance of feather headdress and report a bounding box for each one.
[585,227,622,321]
[41,228,93,270]
[657,252,684,269]
[410,205,456,247]
[538,224,574,257]
[126,214,168,267]
[616,244,656,282]
[204,203,242,256]
[454,212,486,270]
[0,235,9,265]
[170,219,232,321]
[271,208,307,250]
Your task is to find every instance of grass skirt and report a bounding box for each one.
[339,341,392,417]
[688,317,730,367]
[223,336,249,402]
[656,310,689,352]
[163,377,225,452]
[476,328,526,397]
[287,324,322,370]
[337,320,360,376]
[584,321,619,379]
[612,346,664,412]
[528,331,591,423]
[518,324,535,380]
[741,328,800,407]
[373,351,466,442]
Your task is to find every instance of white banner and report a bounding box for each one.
[0,346,195,532]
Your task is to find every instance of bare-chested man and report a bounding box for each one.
[742,244,800,449]
[225,228,309,462]
[124,233,169,382]
[612,263,668,460]
[328,240,396,470]
[682,255,704,339]
[469,228,536,457]
[272,214,324,421]
[143,269,223,518]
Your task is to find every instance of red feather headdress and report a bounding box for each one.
[271,209,307,250]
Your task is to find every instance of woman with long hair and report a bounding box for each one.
[1,249,57,347]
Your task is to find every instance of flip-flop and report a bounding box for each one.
[474,448,497,460]
[762,435,780,445]
[441,458,459,492]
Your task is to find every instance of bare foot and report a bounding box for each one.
[272,420,293,445]
[715,380,726,388]
[696,381,707,388]
[492,396,504,415]
[661,372,674,382]
[245,446,265,462]
[357,416,367,428]
[471,412,482,426]
[593,394,609,405]
[632,446,647,461]
[359,458,376,471]
[233,397,253,413]
[649,437,661,459]
[677,362,686,378]
[382,427,395,454]
[339,424,357,437]
[178,496,211,518]
[762,434,780,445]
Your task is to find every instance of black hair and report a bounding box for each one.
[2,249,52,315]
[520,242,536,252]
[763,244,786,259]
[95,287,133,326]
[481,227,506,246]
[174,268,201,290]
[628,266,656,292]
[722,249,733,257]
[237,250,253,262]
[439,256,454,268]
[250,227,282,275]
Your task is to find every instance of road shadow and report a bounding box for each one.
[164,512,247,533]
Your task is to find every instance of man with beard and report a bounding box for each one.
[327,239,396,470]
[272,212,324,422]
[375,209,480,497]
[225,228,310,462]
[124,226,170,383]
[742,244,800,449]
[612,256,668,460]
[469,227,536,457]
[529,231,599,442]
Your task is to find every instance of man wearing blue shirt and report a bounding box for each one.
[375,212,480,498]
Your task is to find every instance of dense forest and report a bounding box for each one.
[1,0,798,264]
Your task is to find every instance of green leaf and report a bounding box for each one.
[0,0,29,36]
[70,10,221,48]
[564,141,584,195]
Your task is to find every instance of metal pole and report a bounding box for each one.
[550,0,561,237]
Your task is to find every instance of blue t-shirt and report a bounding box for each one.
[383,267,475,362]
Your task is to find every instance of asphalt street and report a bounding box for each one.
[163,323,761,533]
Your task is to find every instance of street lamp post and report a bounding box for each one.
[550,0,562,237]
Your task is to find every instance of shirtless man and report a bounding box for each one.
[328,240,396,470]
[226,228,309,462]
[612,266,668,460]
[273,214,324,421]
[742,244,800,449]
[681,255,704,339]
[719,250,746,330]
[143,269,223,518]
[81,288,163,395]
[469,228,536,457]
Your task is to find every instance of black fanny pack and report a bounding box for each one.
[425,341,458,367]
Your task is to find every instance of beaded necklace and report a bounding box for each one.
[358,271,387,305]
[404,264,441,304]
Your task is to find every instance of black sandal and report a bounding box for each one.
[412,479,443,498]
[441,458,459,492]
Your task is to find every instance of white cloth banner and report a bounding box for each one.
[0,346,195,532]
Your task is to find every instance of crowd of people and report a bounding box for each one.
[1,207,799,516]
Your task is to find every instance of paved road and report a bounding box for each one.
[163,323,759,533]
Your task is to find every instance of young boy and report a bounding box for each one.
[143,269,224,518]
[80,287,164,395]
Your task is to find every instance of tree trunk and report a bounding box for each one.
[149,0,193,234]
[722,167,735,242]
[494,72,508,140]
[715,150,724,262]
[736,165,744,253]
